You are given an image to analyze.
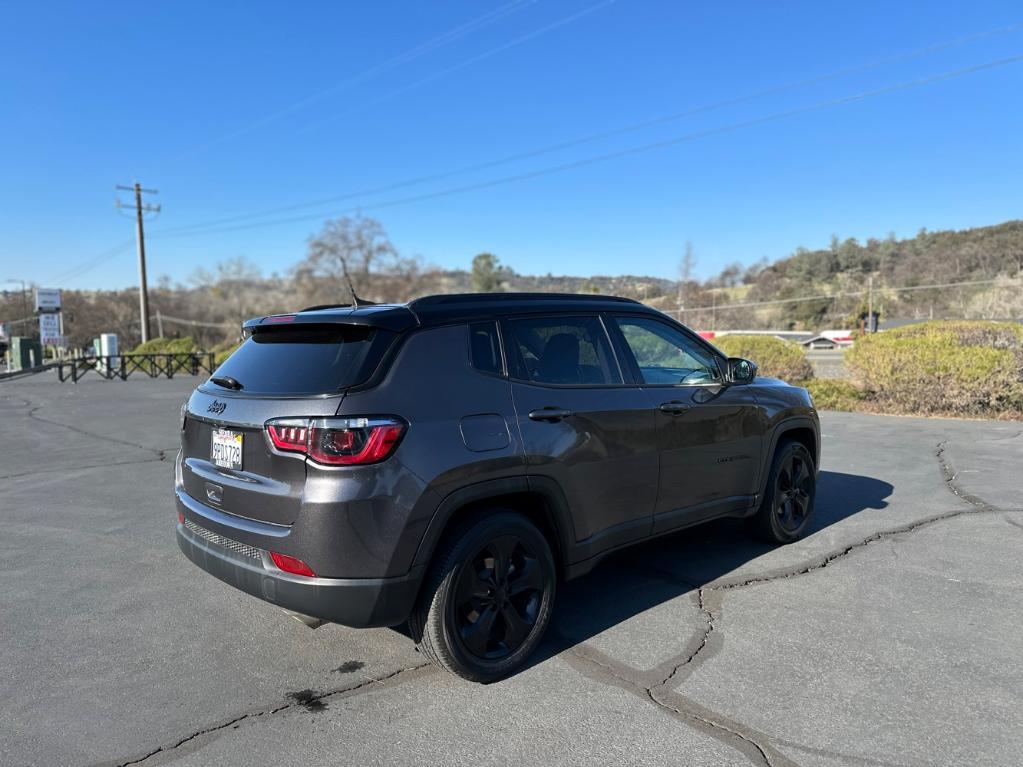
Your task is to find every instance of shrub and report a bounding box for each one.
[803,378,865,411]
[714,334,814,382]
[845,321,1023,416]
[130,336,199,355]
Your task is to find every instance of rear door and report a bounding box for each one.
[504,315,659,548]
[180,323,395,526]
[608,314,765,533]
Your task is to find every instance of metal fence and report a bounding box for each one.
[57,352,217,383]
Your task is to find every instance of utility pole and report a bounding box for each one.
[116,182,160,343]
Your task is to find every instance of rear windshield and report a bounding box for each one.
[208,325,394,395]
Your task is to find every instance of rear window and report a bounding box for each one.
[209,325,394,395]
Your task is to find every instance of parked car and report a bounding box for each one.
[175,293,819,682]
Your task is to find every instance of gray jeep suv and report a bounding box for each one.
[176,293,819,682]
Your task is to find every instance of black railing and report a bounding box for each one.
[57,352,217,383]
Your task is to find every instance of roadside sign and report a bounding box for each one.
[35,288,62,313]
[0,322,7,340]
[39,313,61,345]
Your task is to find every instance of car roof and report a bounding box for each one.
[244,293,654,332]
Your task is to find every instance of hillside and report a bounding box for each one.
[3,219,1021,348]
[732,220,1023,330]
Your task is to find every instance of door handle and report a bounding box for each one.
[658,401,691,415]
[528,407,574,422]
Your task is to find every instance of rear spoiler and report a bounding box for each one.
[242,305,418,334]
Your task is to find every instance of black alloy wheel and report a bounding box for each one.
[752,439,817,543]
[410,512,556,683]
[773,450,813,534]
[452,535,545,660]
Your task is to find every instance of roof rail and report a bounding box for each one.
[408,292,640,307]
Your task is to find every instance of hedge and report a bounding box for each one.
[845,321,1023,417]
[803,378,865,412]
[714,334,814,382]
[129,336,200,355]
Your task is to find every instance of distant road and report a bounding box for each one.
[806,348,848,379]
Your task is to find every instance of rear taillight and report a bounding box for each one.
[266,422,309,453]
[265,417,406,466]
[270,551,316,577]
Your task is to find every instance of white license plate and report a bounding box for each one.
[211,428,243,470]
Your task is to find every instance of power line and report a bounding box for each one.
[151,52,1023,240]
[42,1,612,285]
[293,0,617,138]
[47,240,136,285]
[98,275,1023,333]
[41,33,1023,285]
[154,20,1023,237]
[669,276,1023,314]
[169,0,538,163]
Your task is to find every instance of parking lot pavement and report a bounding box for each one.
[1,375,1021,767]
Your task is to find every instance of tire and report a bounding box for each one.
[751,439,817,544]
[409,511,556,683]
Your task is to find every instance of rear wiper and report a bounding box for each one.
[210,375,243,390]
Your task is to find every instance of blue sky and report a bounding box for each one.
[2,0,1022,290]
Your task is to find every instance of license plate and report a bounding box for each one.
[211,428,243,470]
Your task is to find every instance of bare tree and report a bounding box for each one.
[676,241,697,320]
[293,215,425,304]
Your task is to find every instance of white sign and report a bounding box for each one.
[39,313,61,345]
[35,288,61,313]
[0,322,7,341]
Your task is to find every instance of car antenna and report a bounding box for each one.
[340,258,376,308]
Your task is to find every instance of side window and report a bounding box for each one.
[507,316,622,385]
[469,322,503,375]
[614,316,721,385]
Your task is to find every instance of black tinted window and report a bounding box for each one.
[209,325,393,395]
[507,316,621,385]
[469,322,503,375]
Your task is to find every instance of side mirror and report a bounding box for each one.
[727,357,757,384]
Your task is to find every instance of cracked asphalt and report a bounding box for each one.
[1,375,1021,767]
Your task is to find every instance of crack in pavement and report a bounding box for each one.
[27,405,168,460]
[0,455,166,481]
[559,437,1012,767]
[4,392,169,460]
[102,663,433,767]
[559,643,791,767]
[934,440,989,509]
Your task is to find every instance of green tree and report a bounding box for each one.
[471,253,502,292]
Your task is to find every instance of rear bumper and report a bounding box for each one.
[175,498,424,628]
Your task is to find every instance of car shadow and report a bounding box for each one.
[524,469,893,674]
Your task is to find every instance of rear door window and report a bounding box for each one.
[506,316,621,385]
[209,325,394,395]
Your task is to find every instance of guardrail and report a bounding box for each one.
[57,353,217,383]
